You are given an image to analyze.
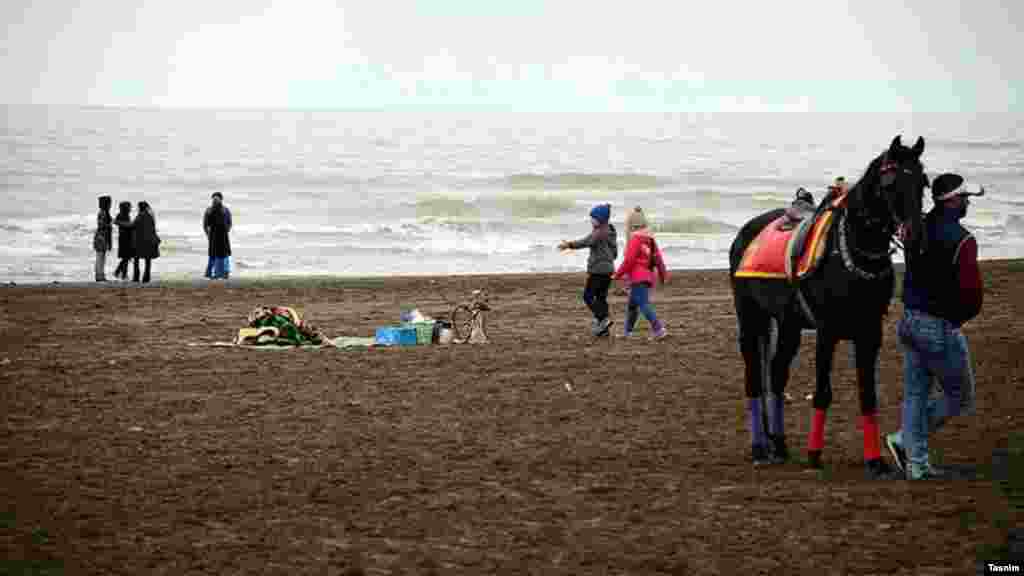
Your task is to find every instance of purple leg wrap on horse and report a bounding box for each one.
[749,398,767,447]
[768,394,784,436]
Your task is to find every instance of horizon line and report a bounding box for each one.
[3,103,1020,115]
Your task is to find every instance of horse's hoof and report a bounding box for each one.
[865,458,899,480]
[751,444,773,466]
[768,434,790,463]
[807,450,823,469]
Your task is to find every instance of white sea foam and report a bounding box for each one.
[1,106,1022,281]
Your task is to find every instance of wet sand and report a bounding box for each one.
[2,260,1023,574]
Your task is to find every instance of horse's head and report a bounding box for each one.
[853,135,928,260]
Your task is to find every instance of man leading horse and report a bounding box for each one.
[729,135,928,480]
[885,172,985,480]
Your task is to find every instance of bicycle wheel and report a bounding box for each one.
[451,304,474,342]
[477,311,487,341]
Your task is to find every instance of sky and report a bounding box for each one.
[1,0,1021,112]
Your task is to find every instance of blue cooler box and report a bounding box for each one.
[375,326,418,346]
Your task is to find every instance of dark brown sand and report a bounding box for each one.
[2,261,1023,575]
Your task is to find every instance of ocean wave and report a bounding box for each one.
[484,195,577,218]
[653,217,739,235]
[408,194,576,219]
[659,240,731,255]
[0,223,29,233]
[408,196,481,218]
[117,170,382,191]
[501,172,672,191]
[0,244,62,257]
[1007,215,1024,236]
[934,139,1023,151]
[230,222,357,238]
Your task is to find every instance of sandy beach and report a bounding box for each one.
[2,260,1023,575]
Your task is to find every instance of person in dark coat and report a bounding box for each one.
[884,173,985,480]
[93,196,113,282]
[203,192,233,279]
[131,201,160,283]
[113,201,135,280]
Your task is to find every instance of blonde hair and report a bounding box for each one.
[624,206,648,243]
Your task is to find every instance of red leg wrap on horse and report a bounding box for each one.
[808,409,826,451]
[861,413,881,461]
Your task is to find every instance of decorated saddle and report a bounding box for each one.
[734,189,849,282]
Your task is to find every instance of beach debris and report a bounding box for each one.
[1,358,10,366]
[805,393,813,401]
[784,392,793,401]
[400,308,428,323]
[108,360,116,366]
[565,381,573,392]
[128,426,144,432]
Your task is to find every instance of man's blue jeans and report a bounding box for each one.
[896,308,976,476]
[206,256,231,279]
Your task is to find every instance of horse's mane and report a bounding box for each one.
[846,151,887,210]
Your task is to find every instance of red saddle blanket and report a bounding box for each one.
[734,192,846,281]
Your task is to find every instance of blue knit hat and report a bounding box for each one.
[589,203,611,224]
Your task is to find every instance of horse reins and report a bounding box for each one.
[833,156,913,280]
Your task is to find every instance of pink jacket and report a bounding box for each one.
[613,229,667,285]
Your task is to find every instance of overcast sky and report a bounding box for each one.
[2,0,1020,112]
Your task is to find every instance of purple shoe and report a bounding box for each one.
[650,321,668,340]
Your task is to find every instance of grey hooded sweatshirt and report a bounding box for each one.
[568,224,618,275]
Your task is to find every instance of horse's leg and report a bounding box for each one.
[766,318,802,461]
[806,329,836,468]
[737,300,772,464]
[855,324,896,479]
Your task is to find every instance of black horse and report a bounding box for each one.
[728,135,927,479]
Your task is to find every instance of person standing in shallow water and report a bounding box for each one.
[203,192,233,279]
[92,196,113,282]
[131,201,160,283]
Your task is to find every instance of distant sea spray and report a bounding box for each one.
[1,106,1022,281]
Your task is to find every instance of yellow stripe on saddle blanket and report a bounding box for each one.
[785,211,834,280]
[734,191,846,281]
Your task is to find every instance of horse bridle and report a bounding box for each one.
[836,154,920,279]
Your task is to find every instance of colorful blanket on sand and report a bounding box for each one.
[188,336,377,350]
[237,306,327,346]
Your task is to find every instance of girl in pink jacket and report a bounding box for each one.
[613,211,669,339]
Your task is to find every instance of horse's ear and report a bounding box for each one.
[889,135,902,152]
[911,136,924,158]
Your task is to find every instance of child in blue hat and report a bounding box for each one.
[559,203,618,336]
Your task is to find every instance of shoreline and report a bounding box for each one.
[3,256,1021,289]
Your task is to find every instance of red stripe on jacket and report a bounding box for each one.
[956,236,983,325]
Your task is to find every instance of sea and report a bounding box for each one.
[2,105,1023,283]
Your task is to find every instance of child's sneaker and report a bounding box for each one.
[650,322,668,340]
[907,462,951,481]
[593,317,613,337]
